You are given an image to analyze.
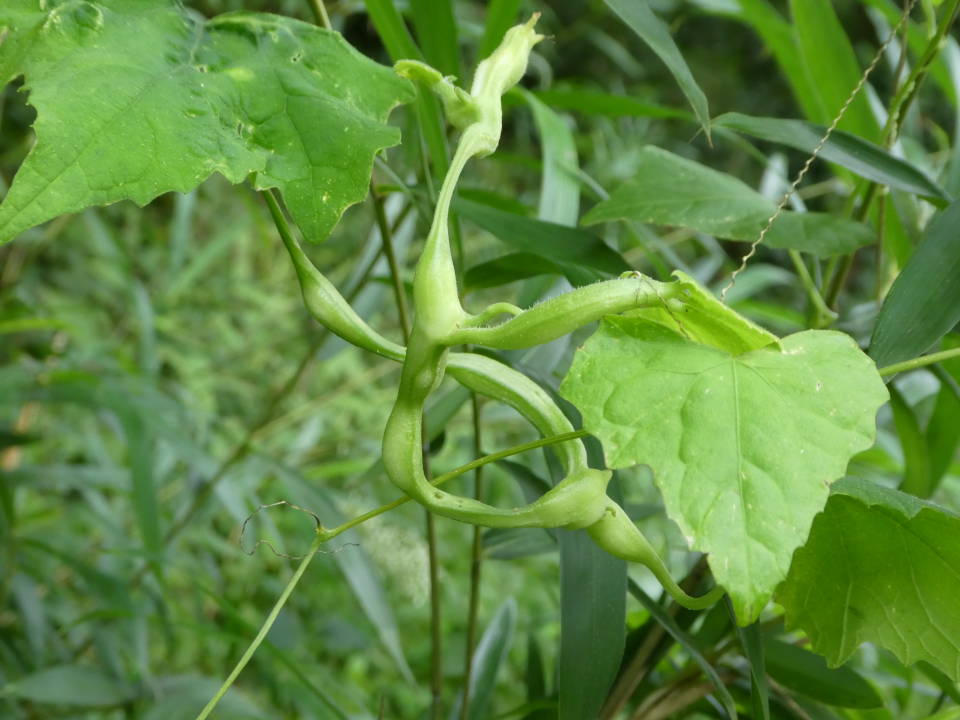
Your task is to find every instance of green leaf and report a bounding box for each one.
[870,201,960,368]
[522,90,580,227]
[559,527,626,720]
[889,385,933,498]
[763,639,882,709]
[779,477,960,682]
[456,198,629,282]
[631,270,781,356]
[141,675,262,720]
[605,0,711,138]
[630,580,737,719]
[534,87,692,120]
[582,147,875,257]
[705,0,822,125]
[560,317,887,622]
[448,598,517,720]
[714,112,950,204]
[789,0,879,140]
[480,0,523,57]
[3,665,134,706]
[409,0,460,77]
[734,618,770,720]
[0,2,413,244]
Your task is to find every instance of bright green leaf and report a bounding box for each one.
[582,147,875,256]
[561,317,887,622]
[0,1,413,244]
[779,477,960,682]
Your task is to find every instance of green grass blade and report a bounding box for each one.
[870,201,960,367]
[480,0,523,57]
[789,0,880,140]
[605,0,711,139]
[629,580,737,719]
[448,598,517,720]
[410,0,460,77]
[559,527,626,720]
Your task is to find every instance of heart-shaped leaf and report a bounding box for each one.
[561,317,887,622]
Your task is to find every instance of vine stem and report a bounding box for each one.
[878,346,960,377]
[317,430,589,542]
[194,531,325,720]
[192,429,588,720]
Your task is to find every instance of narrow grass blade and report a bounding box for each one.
[605,0,711,139]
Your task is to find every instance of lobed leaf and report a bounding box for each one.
[779,477,960,682]
[561,310,887,622]
[0,0,414,245]
[583,147,875,256]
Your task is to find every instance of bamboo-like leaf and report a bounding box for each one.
[605,0,711,137]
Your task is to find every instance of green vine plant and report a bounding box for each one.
[205,15,887,715]
[2,0,960,716]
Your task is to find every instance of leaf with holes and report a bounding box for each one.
[560,315,887,622]
[0,0,413,244]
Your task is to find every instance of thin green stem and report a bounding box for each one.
[878,347,960,377]
[307,0,332,30]
[787,250,835,326]
[373,183,411,340]
[317,430,589,543]
[195,531,324,720]
[460,395,485,720]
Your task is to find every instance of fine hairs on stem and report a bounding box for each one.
[720,0,919,301]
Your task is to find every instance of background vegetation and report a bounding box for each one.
[1,0,959,718]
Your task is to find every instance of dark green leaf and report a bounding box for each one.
[630,580,737,719]
[715,112,950,204]
[764,639,881,709]
[0,2,413,244]
[890,385,933,497]
[870,201,960,368]
[779,477,960,682]
[559,528,626,720]
[605,0,710,138]
[583,147,875,257]
[734,617,770,720]
[409,0,460,77]
[483,527,556,560]
[465,252,569,291]
[534,88,691,119]
[789,0,879,140]
[448,598,517,720]
[456,197,629,281]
